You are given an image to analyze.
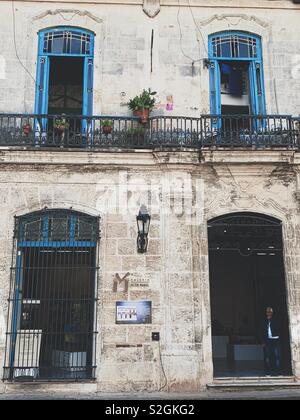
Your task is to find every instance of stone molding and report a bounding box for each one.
[143,0,161,18]
[198,13,269,29]
[31,8,103,24]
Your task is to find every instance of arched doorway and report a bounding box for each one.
[4,209,99,381]
[208,212,292,378]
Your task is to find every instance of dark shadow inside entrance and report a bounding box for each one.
[208,213,292,378]
[48,56,84,115]
[18,247,96,380]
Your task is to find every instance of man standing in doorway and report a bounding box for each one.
[261,307,281,376]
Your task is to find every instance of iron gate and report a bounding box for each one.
[3,209,99,381]
[208,213,283,253]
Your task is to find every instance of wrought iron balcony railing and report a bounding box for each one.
[0,114,299,150]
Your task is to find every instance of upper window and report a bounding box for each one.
[210,33,258,59]
[40,28,94,56]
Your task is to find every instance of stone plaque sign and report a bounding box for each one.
[116,301,152,324]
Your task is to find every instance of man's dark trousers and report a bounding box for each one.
[264,339,281,375]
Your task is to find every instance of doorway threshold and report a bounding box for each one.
[207,376,299,390]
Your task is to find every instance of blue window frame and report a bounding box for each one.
[34,27,95,117]
[17,209,98,248]
[6,209,99,380]
[208,31,266,117]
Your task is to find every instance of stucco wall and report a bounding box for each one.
[0,150,299,394]
[0,1,299,116]
[0,0,299,395]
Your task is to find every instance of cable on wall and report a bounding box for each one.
[157,340,168,392]
[177,0,208,67]
[11,1,36,83]
[187,0,209,57]
[177,0,202,66]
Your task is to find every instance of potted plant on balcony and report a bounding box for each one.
[101,120,113,135]
[53,117,70,133]
[128,89,157,124]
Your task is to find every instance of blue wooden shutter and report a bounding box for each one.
[249,61,265,116]
[209,60,221,128]
[83,57,94,116]
[209,60,221,115]
[35,56,49,114]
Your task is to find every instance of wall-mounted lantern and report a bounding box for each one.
[136,205,151,254]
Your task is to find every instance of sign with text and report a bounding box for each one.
[116,301,152,324]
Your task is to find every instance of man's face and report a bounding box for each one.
[266,309,273,319]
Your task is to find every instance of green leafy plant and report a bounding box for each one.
[53,118,70,130]
[101,119,114,127]
[128,89,157,112]
[127,127,146,135]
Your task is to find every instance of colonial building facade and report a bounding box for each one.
[0,0,299,395]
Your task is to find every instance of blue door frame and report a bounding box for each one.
[208,31,266,123]
[9,212,98,375]
[34,27,95,134]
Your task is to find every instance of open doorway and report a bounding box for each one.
[208,213,292,378]
[208,32,266,120]
[35,28,95,119]
[219,61,251,135]
[220,61,250,117]
[48,57,84,115]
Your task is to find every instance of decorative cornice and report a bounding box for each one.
[32,9,103,24]
[198,13,269,29]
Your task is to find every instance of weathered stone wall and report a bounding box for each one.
[0,0,299,395]
[0,150,299,394]
[0,1,299,116]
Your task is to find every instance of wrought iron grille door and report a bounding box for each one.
[3,209,99,382]
[208,213,283,254]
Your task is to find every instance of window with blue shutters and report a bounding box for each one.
[35,27,95,117]
[208,31,266,117]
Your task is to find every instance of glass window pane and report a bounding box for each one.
[238,40,249,58]
[221,40,232,57]
[42,30,91,55]
[70,38,81,54]
[211,34,259,59]
[52,37,64,54]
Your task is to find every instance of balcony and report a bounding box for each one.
[0,114,299,151]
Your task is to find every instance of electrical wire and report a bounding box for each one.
[186,0,209,57]
[11,1,36,84]
[177,0,202,65]
[177,0,209,67]
[157,339,168,392]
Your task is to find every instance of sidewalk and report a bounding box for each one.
[1,389,300,400]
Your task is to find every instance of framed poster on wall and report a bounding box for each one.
[116,301,152,324]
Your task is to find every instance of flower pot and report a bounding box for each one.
[102,125,113,135]
[134,109,150,124]
[22,124,32,136]
[54,126,67,133]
